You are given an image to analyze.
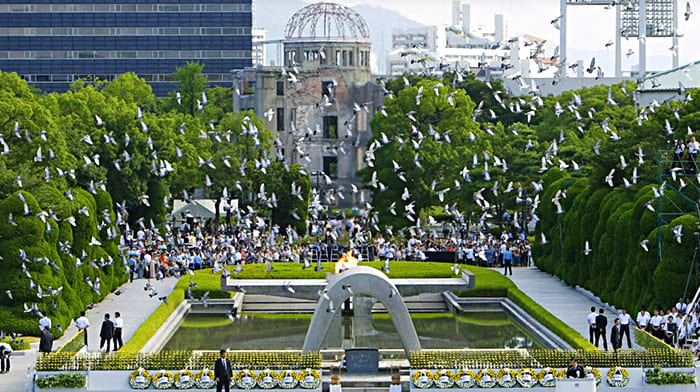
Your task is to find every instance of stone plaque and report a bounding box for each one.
[345,348,379,373]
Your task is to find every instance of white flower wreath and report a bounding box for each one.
[455,368,476,389]
[538,367,559,388]
[411,370,434,389]
[128,368,151,390]
[152,370,175,390]
[194,368,216,389]
[174,369,195,389]
[277,370,299,389]
[584,366,602,385]
[606,367,630,387]
[433,369,455,389]
[454,369,476,389]
[516,368,537,388]
[236,369,259,390]
[497,368,517,388]
[476,369,498,388]
[299,368,322,389]
[257,369,278,389]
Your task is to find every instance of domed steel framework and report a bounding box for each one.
[284,2,369,40]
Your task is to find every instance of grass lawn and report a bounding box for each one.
[121,262,593,352]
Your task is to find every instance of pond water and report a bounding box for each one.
[162,312,543,351]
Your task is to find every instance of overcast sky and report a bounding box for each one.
[303,0,700,75]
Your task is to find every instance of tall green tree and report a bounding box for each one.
[171,62,209,116]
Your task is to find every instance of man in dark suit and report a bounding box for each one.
[611,318,623,351]
[99,313,114,352]
[39,327,54,353]
[595,308,608,350]
[214,349,233,392]
[565,358,584,379]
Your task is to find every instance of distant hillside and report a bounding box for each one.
[254,0,424,73]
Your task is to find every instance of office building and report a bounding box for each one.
[0,0,253,96]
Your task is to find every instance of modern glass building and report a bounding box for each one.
[0,0,253,96]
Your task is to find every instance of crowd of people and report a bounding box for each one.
[117,213,533,282]
[635,299,700,357]
[586,298,700,357]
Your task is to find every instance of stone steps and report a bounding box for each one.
[241,294,447,314]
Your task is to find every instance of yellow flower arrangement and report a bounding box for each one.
[475,368,498,388]
[606,367,630,387]
[236,369,260,390]
[454,369,476,389]
[516,368,537,388]
[433,369,455,388]
[538,367,558,387]
[497,368,517,388]
[276,369,300,389]
[299,368,321,389]
[412,370,434,389]
[194,368,216,389]
[257,369,278,389]
[128,368,151,390]
[152,370,175,390]
[174,369,195,389]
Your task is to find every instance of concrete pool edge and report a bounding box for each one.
[145,292,571,352]
[443,293,573,350]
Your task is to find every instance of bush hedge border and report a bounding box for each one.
[634,327,675,350]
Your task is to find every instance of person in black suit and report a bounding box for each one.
[565,358,584,379]
[611,318,623,351]
[595,308,608,350]
[214,349,233,392]
[39,327,54,353]
[99,313,114,352]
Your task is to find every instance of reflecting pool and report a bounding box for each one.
[163,312,543,351]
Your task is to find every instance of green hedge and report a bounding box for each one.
[57,330,84,353]
[634,327,674,350]
[456,267,595,350]
[0,189,127,338]
[533,172,699,315]
[36,373,86,389]
[646,366,696,385]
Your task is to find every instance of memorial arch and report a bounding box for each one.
[302,266,421,356]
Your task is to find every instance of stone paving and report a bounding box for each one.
[2,276,179,391]
[495,266,640,349]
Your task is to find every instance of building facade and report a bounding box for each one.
[0,0,253,96]
[234,3,383,207]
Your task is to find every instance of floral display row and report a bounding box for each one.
[411,367,629,389]
[129,368,322,390]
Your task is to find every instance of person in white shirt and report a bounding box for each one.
[587,306,598,344]
[637,306,651,330]
[39,315,52,332]
[676,298,688,313]
[75,311,90,347]
[112,312,124,351]
[618,308,632,348]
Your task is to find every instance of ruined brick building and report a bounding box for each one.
[233,2,384,208]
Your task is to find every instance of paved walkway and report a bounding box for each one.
[3,276,180,392]
[494,266,640,350]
